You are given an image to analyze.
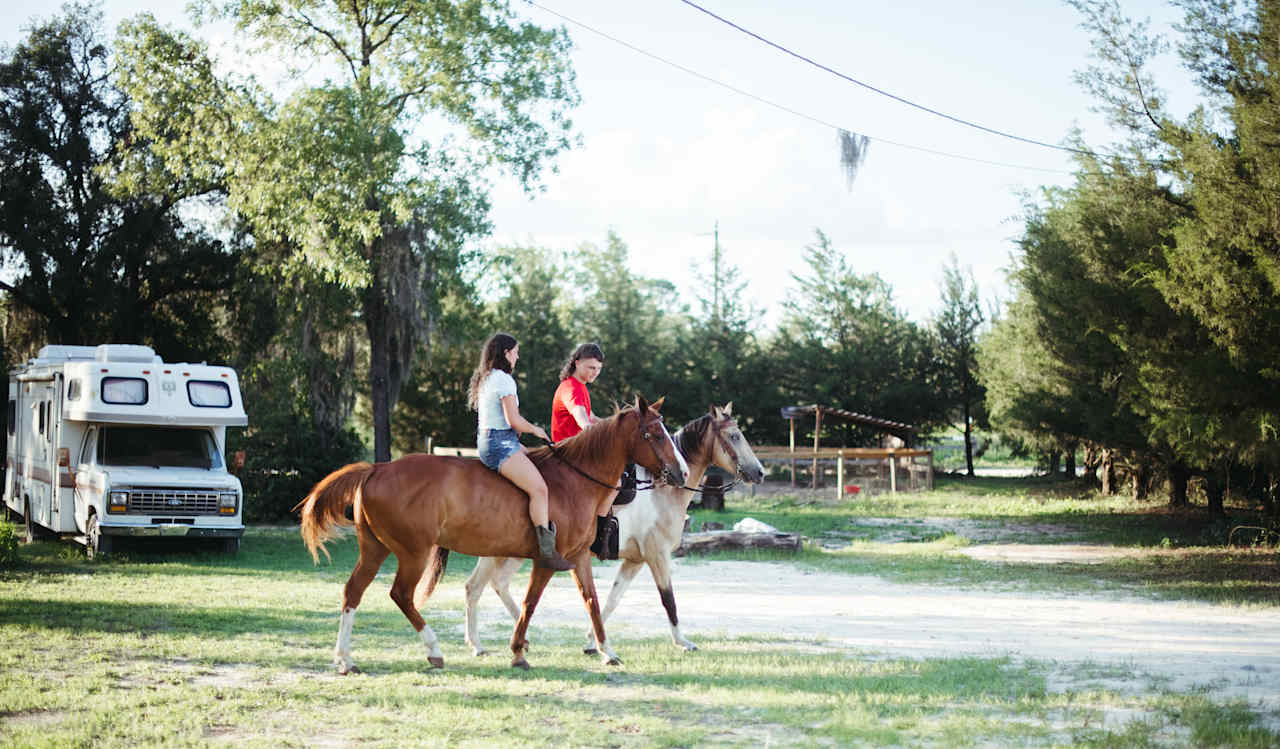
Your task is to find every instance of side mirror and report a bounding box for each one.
[232,450,246,471]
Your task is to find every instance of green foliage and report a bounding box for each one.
[0,5,237,358]
[0,519,18,568]
[771,230,944,445]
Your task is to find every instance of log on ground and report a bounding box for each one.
[675,530,803,556]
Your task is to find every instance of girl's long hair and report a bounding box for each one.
[558,342,605,381]
[467,333,518,410]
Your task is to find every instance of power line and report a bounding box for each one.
[524,1,1072,174]
[678,0,1100,158]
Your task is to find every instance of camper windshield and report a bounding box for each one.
[97,427,222,469]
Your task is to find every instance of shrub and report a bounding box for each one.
[0,520,20,568]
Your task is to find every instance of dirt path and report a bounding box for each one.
[449,558,1280,726]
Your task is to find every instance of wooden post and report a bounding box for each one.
[426,436,433,455]
[927,451,934,490]
[811,409,822,489]
[889,449,897,493]
[835,449,844,502]
[788,417,796,487]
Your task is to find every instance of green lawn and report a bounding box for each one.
[1,475,1277,747]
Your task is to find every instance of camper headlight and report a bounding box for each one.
[108,491,128,513]
[219,492,238,515]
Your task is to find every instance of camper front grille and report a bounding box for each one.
[128,489,222,515]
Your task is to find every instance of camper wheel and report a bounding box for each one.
[221,537,240,555]
[85,514,113,559]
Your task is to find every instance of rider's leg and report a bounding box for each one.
[499,451,572,570]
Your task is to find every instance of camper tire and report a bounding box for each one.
[86,514,112,559]
[221,537,240,555]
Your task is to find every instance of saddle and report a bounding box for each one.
[612,463,639,506]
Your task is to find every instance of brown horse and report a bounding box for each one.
[464,403,765,655]
[295,395,688,672]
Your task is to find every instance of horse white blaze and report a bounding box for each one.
[335,608,357,672]
[660,422,689,481]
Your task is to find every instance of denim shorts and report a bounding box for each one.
[478,428,522,470]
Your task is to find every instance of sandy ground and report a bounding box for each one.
[447,555,1280,727]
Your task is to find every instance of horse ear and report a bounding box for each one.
[635,394,649,413]
[650,395,665,412]
[723,402,733,416]
[710,404,721,419]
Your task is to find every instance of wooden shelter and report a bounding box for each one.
[755,405,932,497]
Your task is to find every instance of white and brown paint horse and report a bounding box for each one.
[295,396,688,672]
[463,403,764,655]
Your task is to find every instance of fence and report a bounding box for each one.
[751,446,934,501]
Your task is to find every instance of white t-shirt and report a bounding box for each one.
[478,369,518,431]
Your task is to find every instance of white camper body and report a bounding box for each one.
[4,344,247,556]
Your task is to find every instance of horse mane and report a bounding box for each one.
[675,414,713,464]
[527,405,635,470]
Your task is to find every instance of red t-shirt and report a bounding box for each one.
[551,377,591,441]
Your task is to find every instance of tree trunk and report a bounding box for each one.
[1083,444,1101,482]
[1168,462,1191,507]
[1131,460,1150,500]
[1048,451,1061,477]
[1100,449,1115,495]
[1064,445,1077,479]
[963,402,975,477]
[365,245,392,463]
[1204,471,1226,516]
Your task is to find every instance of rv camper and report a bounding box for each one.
[3,344,248,556]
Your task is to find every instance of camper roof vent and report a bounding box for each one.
[35,345,98,363]
[94,344,160,363]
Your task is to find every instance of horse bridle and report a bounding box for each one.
[540,414,670,492]
[681,416,745,494]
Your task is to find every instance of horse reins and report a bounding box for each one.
[538,427,665,492]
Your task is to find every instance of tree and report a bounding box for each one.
[114,0,579,461]
[566,232,685,417]
[683,223,764,422]
[0,4,236,361]
[934,254,986,476]
[772,230,941,446]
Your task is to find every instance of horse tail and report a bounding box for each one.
[293,461,376,564]
[414,546,451,610]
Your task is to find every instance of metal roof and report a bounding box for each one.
[780,404,916,433]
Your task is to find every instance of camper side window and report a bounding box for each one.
[38,402,46,435]
[67,379,82,401]
[102,377,147,405]
[6,400,13,436]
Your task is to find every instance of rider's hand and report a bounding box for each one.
[533,426,550,443]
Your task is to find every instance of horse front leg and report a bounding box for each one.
[572,558,621,665]
[510,564,556,670]
[647,551,697,651]
[584,559,643,654]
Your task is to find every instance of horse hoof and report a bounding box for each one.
[473,649,488,658]
[683,644,699,652]
[512,657,530,670]
[428,656,445,669]
[583,647,598,656]
[605,657,622,666]
[337,664,360,675]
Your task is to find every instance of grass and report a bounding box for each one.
[689,475,1280,607]
[0,475,1277,747]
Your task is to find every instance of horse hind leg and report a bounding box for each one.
[335,526,391,675]
[389,553,445,669]
[584,559,643,654]
[464,556,519,657]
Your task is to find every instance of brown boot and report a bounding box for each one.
[534,522,574,571]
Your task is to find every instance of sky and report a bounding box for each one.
[1,0,1195,327]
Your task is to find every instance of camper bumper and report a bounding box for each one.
[99,523,244,539]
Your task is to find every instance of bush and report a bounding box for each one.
[0,520,20,568]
